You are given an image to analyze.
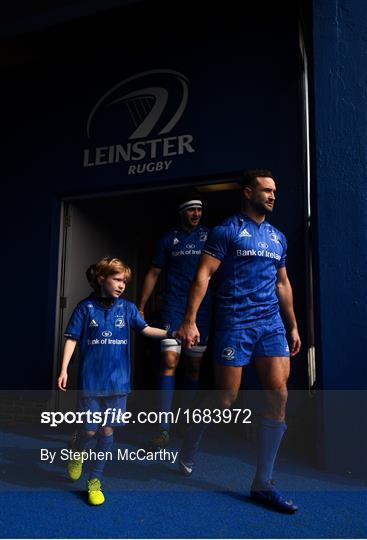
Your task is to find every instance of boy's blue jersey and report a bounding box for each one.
[152,225,211,319]
[203,213,287,330]
[64,294,147,397]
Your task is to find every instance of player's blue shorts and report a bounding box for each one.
[214,313,289,366]
[78,395,128,431]
[160,312,210,347]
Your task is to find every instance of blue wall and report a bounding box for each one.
[311,0,367,476]
[312,0,367,391]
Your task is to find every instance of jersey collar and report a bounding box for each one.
[238,212,267,227]
[90,292,120,310]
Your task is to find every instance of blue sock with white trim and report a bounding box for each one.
[254,417,287,487]
[158,374,175,431]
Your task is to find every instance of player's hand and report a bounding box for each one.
[176,321,200,348]
[138,308,145,318]
[58,372,68,391]
[289,328,301,356]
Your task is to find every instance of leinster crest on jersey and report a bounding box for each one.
[268,230,280,244]
[115,316,125,328]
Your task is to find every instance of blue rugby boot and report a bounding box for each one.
[250,480,298,513]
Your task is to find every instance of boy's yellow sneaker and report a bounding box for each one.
[87,478,105,506]
[67,454,84,481]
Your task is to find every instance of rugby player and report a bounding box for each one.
[177,171,301,513]
[138,194,211,449]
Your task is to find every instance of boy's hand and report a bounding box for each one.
[58,372,68,392]
[171,331,180,342]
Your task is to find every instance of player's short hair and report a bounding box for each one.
[86,257,132,292]
[240,169,274,189]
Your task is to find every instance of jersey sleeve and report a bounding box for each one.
[151,234,169,269]
[202,225,233,261]
[129,304,149,332]
[277,233,287,268]
[64,304,84,341]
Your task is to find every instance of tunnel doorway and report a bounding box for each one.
[53,180,242,412]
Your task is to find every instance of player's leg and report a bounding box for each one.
[181,321,209,413]
[181,346,206,413]
[250,317,297,512]
[150,327,181,449]
[215,363,243,407]
[253,355,290,489]
[254,355,290,421]
[179,331,244,476]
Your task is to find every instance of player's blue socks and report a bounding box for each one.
[181,375,199,412]
[180,418,208,465]
[88,433,114,479]
[253,417,287,487]
[158,374,175,431]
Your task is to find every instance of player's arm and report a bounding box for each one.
[276,267,301,356]
[138,266,162,316]
[57,338,77,391]
[178,253,221,348]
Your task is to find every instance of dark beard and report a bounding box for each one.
[251,200,271,215]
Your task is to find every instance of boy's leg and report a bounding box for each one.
[88,427,114,480]
[67,397,98,481]
[67,429,95,480]
[87,395,127,506]
[86,426,113,506]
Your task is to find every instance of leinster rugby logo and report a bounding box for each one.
[83,69,195,176]
[221,347,236,361]
[269,231,280,244]
[115,317,125,328]
[87,69,189,140]
[102,331,112,338]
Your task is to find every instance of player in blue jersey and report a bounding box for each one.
[57,256,176,506]
[138,194,211,449]
[177,171,301,513]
